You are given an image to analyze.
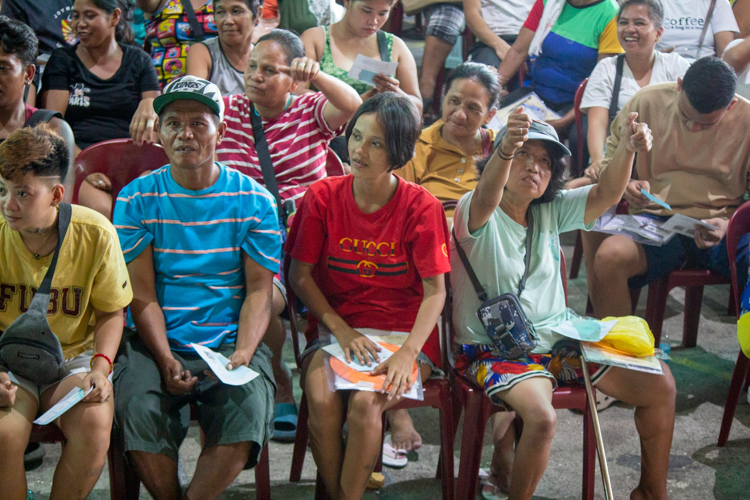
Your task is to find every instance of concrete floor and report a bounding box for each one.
[21,18,750,500]
[24,232,750,499]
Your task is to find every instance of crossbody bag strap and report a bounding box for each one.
[452,228,488,303]
[516,207,534,298]
[181,0,206,42]
[377,30,390,63]
[608,54,625,134]
[249,103,285,222]
[697,0,718,59]
[37,203,72,295]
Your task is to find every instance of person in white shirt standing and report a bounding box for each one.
[657,0,738,61]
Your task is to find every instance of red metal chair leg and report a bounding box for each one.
[438,384,456,500]
[456,390,492,500]
[569,231,583,280]
[289,393,309,482]
[645,276,670,346]
[255,444,271,500]
[728,286,737,318]
[682,285,705,348]
[718,351,750,446]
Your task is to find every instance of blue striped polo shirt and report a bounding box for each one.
[114,163,281,351]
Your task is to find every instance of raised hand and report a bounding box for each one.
[621,112,652,154]
[499,106,532,156]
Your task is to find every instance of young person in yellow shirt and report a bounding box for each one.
[0,125,132,499]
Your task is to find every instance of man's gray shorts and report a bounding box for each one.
[113,329,276,467]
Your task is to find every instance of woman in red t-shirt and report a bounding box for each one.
[287,92,450,499]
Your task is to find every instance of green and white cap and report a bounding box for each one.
[153,76,224,120]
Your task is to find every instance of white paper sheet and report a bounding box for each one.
[489,92,561,132]
[191,343,260,386]
[552,318,618,342]
[581,343,663,375]
[322,335,395,372]
[347,54,398,86]
[659,213,719,238]
[34,386,93,426]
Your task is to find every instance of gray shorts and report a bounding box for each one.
[113,329,276,466]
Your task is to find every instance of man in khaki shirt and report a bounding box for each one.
[591,57,750,317]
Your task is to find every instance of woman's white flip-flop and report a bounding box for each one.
[382,433,408,469]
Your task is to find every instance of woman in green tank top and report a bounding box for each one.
[299,0,422,114]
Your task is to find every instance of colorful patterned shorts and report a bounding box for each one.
[454,343,610,409]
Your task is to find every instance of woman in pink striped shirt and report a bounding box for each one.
[216,29,361,440]
[216,29,362,204]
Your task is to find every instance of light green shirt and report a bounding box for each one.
[450,186,595,352]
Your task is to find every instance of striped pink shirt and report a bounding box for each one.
[217,92,344,203]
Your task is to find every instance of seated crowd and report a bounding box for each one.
[1,0,750,499]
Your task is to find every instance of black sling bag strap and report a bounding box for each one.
[697,0,717,59]
[0,203,73,385]
[181,0,206,42]
[453,208,534,300]
[249,102,286,225]
[377,30,390,63]
[608,54,625,134]
[452,208,537,359]
[24,109,63,128]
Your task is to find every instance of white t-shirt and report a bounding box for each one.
[482,0,536,37]
[581,51,691,112]
[724,38,750,100]
[656,0,738,61]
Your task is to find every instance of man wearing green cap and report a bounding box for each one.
[113,76,279,499]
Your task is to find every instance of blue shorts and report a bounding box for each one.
[628,215,750,289]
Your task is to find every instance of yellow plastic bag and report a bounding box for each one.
[591,316,655,357]
[737,312,750,358]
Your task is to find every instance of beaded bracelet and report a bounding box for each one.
[90,353,113,374]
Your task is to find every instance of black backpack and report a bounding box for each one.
[0,203,71,385]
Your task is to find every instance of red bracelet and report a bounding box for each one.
[90,353,113,374]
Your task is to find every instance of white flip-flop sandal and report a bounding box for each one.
[382,433,408,469]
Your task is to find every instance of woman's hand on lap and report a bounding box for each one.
[82,369,112,403]
[332,324,382,366]
[130,98,159,146]
[0,372,17,408]
[370,346,418,400]
[623,179,651,208]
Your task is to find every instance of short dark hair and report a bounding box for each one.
[345,92,421,171]
[86,0,135,45]
[214,0,259,20]
[682,57,736,114]
[0,124,69,182]
[350,0,399,6]
[618,0,664,29]
[444,62,502,109]
[475,141,568,205]
[0,16,38,67]
[256,29,305,65]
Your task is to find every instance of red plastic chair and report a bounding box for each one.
[451,253,596,500]
[325,148,347,177]
[72,139,170,220]
[568,79,589,280]
[284,254,456,500]
[718,200,750,446]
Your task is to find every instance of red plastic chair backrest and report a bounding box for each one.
[574,78,589,177]
[726,200,750,318]
[72,139,169,220]
[325,148,346,177]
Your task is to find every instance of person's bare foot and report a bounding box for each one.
[630,485,669,500]
[388,409,422,452]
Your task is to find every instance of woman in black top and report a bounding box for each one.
[41,0,160,216]
[41,0,160,152]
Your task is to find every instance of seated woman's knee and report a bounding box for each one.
[520,404,557,441]
[347,391,386,428]
[593,238,637,276]
[65,404,113,453]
